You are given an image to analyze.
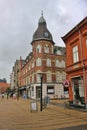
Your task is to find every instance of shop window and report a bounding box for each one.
[73,77,85,105]
[47,86,54,94]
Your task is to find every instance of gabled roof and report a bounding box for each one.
[62,16,87,42]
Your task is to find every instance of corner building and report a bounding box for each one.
[62,17,87,108]
[18,14,66,99]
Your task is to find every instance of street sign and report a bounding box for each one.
[63,80,69,87]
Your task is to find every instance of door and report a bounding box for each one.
[36,86,41,99]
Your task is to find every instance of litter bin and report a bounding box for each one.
[44,96,50,107]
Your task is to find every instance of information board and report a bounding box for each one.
[30,101,38,112]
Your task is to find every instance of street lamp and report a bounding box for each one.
[17,82,19,100]
[38,73,43,111]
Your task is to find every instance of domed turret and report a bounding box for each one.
[32,12,54,44]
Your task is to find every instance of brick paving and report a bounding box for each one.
[0,97,87,130]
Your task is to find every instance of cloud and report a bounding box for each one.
[0,0,86,82]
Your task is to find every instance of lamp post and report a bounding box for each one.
[38,73,43,111]
[17,82,19,100]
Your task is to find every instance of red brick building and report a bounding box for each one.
[17,13,67,99]
[0,82,10,93]
[62,17,87,108]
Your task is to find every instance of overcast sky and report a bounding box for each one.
[0,0,87,83]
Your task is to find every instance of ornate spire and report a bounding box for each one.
[31,13,53,44]
[41,10,43,17]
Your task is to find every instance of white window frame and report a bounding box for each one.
[44,45,49,53]
[61,60,65,68]
[73,45,79,63]
[55,59,61,67]
[46,59,51,67]
[36,58,42,66]
[36,74,41,82]
[47,71,52,82]
[56,71,62,82]
[62,71,66,81]
[36,45,41,53]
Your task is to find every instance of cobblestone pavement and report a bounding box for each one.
[0,97,87,130]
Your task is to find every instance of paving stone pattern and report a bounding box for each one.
[0,97,87,130]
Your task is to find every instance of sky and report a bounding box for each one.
[0,0,87,83]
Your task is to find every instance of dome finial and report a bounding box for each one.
[41,10,43,16]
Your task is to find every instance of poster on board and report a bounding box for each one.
[30,101,38,112]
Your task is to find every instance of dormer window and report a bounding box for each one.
[56,50,62,55]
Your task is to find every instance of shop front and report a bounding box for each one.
[70,76,85,108]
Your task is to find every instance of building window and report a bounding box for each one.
[36,58,42,66]
[73,45,79,63]
[29,66,30,70]
[32,74,34,83]
[28,76,30,84]
[47,71,52,82]
[73,77,84,104]
[32,61,34,68]
[55,59,61,67]
[36,73,41,82]
[62,71,66,81]
[61,60,65,68]
[46,59,51,67]
[56,71,62,82]
[36,45,41,53]
[86,39,87,47]
[56,50,62,55]
[44,45,49,53]
[47,86,54,94]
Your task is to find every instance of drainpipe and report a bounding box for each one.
[78,27,86,109]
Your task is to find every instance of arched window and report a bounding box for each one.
[56,71,62,82]
[56,50,62,55]
[55,60,61,67]
[61,60,65,68]
[44,45,49,53]
[36,45,41,53]
[47,71,52,82]
[36,58,42,66]
[36,72,41,82]
[62,71,66,80]
[32,61,34,68]
[46,59,51,67]
[32,73,34,83]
